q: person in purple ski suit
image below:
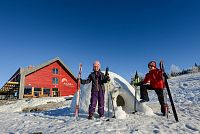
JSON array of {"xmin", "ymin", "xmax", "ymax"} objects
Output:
[{"xmin": 80, "ymin": 61, "xmax": 110, "ymax": 119}]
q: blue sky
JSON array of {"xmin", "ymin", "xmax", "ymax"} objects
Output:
[{"xmin": 0, "ymin": 0, "xmax": 200, "ymax": 87}]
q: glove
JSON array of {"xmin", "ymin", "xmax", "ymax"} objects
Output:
[{"xmin": 106, "ymin": 75, "xmax": 110, "ymax": 82}]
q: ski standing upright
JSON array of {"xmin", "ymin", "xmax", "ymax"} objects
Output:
[
  {"xmin": 105, "ymin": 67, "xmax": 111, "ymax": 121},
  {"xmin": 105, "ymin": 67, "xmax": 116, "ymax": 121},
  {"xmin": 133, "ymin": 71, "xmax": 140, "ymax": 114},
  {"xmin": 160, "ymin": 61, "xmax": 179, "ymax": 122},
  {"xmin": 74, "ymin": 64, "xmax": 82, "ymax": 119},
  {"xmin": 132, "ymin": 71, "xmax": 140, "ymax": 114}
]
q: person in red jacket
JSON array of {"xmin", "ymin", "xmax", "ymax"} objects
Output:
[{"xmin": 139, "ymin": 61, "xmax": 165, "ymax": 115}]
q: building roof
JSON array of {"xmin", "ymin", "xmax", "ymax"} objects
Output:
[{"xmin": 22, "ymin": 57, "xmax": 77, "ymax": 80}]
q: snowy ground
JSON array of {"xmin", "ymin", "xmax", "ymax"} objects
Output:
[{"xmin": 0, "ymin": 73, "xmax": 200, "ymax": 134}]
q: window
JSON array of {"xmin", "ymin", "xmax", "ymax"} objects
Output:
[
  {"xmin": 52, "ymin": 77, "xmax": 59, "ymax": 84},
  {"xmin": 24, "ymin": 87, "xmax": 32, "ymax": 95},
  {"xmin": 43, "ymin": 88, "xmax": 50, "ymax": 96},
  {"xmin": 52, "ymin": 68, "xmax": 59, "ymax": 74},
  {"xmin": 34, "ymin": 88, "xmax": 42, "ymax": 97}
]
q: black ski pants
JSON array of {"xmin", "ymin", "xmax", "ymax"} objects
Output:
[{"xmin": 140, "ymin": 84, "xmax": 165, "ymax": 114}]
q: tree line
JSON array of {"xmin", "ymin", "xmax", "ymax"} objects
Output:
[{"xmin": 170, "ymin": 63, "xmax": 200, "ymax": 77}]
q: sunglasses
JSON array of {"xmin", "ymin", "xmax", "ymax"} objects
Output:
[{"xmin": 148, "ymin": 65, "xmax": 155, "ymax": 68}]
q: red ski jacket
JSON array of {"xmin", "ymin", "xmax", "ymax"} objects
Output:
[{"xmin": 143, "ymin": 69, "xmax": 165, "ymax": 89}]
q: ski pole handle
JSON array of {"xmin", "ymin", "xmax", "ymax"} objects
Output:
[
  {"xmin": 105, "ymin": 67, "xmax": 109, "ymax": 76},
  {"xmin": 159, "ymin": 60, "xmax": 164, "ymax": 71},
  {"xmin": 78, "ymin": 64, "xmax": 82, "ymax": 79}
]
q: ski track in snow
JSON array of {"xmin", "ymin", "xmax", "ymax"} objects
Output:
[{"xmin": 0, "ymin": 73, "xmax": 200, "ymax": 134}]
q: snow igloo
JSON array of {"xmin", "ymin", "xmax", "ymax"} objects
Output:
[{"xmin": 71, "ymin": 71, "xmax": 153, "ymax": 119}]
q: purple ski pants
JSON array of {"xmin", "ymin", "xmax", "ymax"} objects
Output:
[{"xmin": 88, "ymin": 89, "xmax": 105, "ymax": 116}]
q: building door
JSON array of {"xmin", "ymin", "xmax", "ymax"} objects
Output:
[{"xmin": 52, "ymin": 88, "xmax": 59, "ymax": 97}]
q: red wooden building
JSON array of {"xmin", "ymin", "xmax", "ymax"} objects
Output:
[{"xmin": 0, "ymin": 57, "xmax": 77, "ymax": 99}]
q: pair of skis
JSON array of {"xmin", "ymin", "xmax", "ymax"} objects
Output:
[{"xmin": 160, "ymin": 61, "xmax": 179, "ymax": 122}]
